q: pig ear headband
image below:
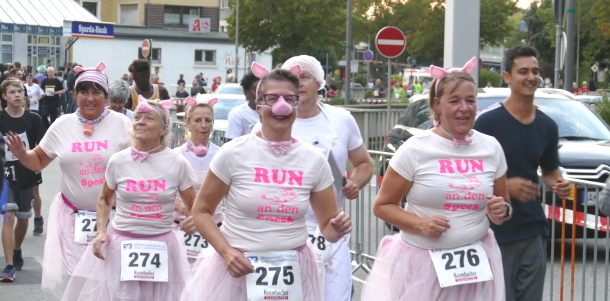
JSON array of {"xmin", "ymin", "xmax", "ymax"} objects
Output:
[
  {"xmin": 136, "ymin": 95, "xmax": 175, "ymax": 125},
  {"xmin": 251, "ymin": 61, "xmax": 302, "ymax": 99},
  {"xmin": 185, "ymin": 96, "xmax": 217, "ymax": 118},
  {"xmin": 430, "ymin": 57, "xmax": 477, "ymax": 96},
  {"xmin": 74, "ymin": 61, "xmax": 109, "ymax": 92}
]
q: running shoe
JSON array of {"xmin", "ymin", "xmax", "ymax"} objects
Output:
[
  {"xmin": 13, "ymin": 249, "xmax": 23, "ymax": 270},
  {"xmin": 33, "ymin": 216, "xmax": 43, "ymax": 236},
  {"xmin": 0, "ymin": 265, "xmax": 15, "ymax": 282}
]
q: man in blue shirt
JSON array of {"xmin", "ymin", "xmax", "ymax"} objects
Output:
[{"xmin": 474, "ymin": 45, "xmax": 571, "ymax": 301}]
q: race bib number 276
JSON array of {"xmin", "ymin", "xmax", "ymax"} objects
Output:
[{"xmin": 429, "ymin": 241, "xmax": 493, "ymax": 288}]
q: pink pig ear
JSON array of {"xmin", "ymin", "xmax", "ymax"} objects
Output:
[
  {"xmin": 74, "ymin": 66, "xmax": 85, "ymax": 74},
  {"xmin": 95, "ymin": 62, "xmax": 106, "ymax": 72},
  {"xmin": 138, "ymin": 95, "xmax": 148, "ymax": 104},
  {"xmin": 185, "ymin": 96, "xmax": 197, "ymax": 107},
  {"xmin": 287, "ymin": 64, "xmax": 301, "ymax": 76},
  {"xmin": 207, "ymin": 98, "xmax": 218, "ymax": 106},
  {"xmin": 429, "ymin": 65, "xmax": 448, "ymax": 80},
  {"xmin": 251, "ymin": 62, "xmax": 269, "ymax": 79},
  {"xmin": 160, "ymin": 99, "xmax": 175, "ymax": 110},
  {"xmin": 461, "ymin": 57, "xmax": 477, "ymax": 74}
]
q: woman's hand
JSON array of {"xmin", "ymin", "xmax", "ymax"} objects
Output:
[
  {"xmin": 179, "ymin": 215, "xmax": 196, "ymax": 235},
  {"xmin": 5, "ymin": 132, "xmax": 27, "ymax": 159},
  {"xmin": 486, "ymin": 195, "xmax": 508, "ymax": 225},
  {"xmin": 330, "ymin": 212, "xmax": 352, "ymax": 236},
  {"xmin": 93, "ymin": 232, "xmax": 108, "ymax": 259},
  {"xmin": 221, "ymin": 248, "xmax": 254, "ymax": 278},
  {"xmin": 416, "ymin": 216, "xmax": 450, "ymax": 239}
]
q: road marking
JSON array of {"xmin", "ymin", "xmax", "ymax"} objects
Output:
[
  {"xmin": 377, "ymin": 39, "xmax": 405, "ymax": 46},
  {"xmin": 33, "ymin": 256, "xmax": 43, "ymax": 266}
]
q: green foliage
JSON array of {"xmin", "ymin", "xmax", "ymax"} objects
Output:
[
  {"xmin": 353, "ymin": 73, "xmax": 368, "ymax": 86},
  {"xmin": 364, "ymin": 89, "xmax": 375, "ymax": 99},
  {"xmin": 325, "ymin": 98, "xmax": 360, "ymax": 105},
  {"xmin": 479, "ymin": 69, "xmax": 503, "ymax": 88},
  {"xmin": 227, "ymin": 0, "xmax": 345, "ymax": 58},
  {"xmin": 595, "ymin": 95, "xmax": 610, "ymax": 125}
]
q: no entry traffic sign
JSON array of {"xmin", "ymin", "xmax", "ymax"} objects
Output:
[
  {"xmin": 141, "ymin": 39, "xmax": 151, "ymax": 57},
  {"xmin": 375, "ymin": 27, "xmax": 406, "ymax": 58}
]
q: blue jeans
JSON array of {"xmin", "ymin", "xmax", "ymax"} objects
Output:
[
  {"xmin": 67, "ymin": 93, "xmax": 76, "ymax": 113},
  {"xmin": 41, "ymin": 104, "xmax": 58, "ymax": 129}
]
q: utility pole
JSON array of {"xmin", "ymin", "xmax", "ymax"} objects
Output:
[
  {"xmin": 344, "ymin": 0, "xmax": 352, "ymax": 105},
  {"xmin": 235, "ymin": 0, "xmax": 239, "ymax": 82},
  {"xmin": 564, "ymin": 0, "xmax": 576, "ymax": 92},
  {"xmin": 553, "ymin": 0, "xmax": 564, "ymax": 88}
]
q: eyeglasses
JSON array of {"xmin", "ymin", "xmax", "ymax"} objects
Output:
[{"xmin": 259, "ymin": 94, "xmax": 300, "ymax": 106}]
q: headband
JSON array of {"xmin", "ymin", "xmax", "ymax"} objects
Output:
[
  {"xmin": 135, "ymin": 95, "xmax": 175, "ymax": 125},
  {"xmin": 282, "ymin": 55, "xmax": 326, "ymax": 88},
  {"xmin": 251, "ymin": 61, "xmax": 302, "ymax": 98},
  {"xmin": 74, "ymin": 61, "xmax": 109, "ymax": 93},
  {"xmin": 430, "ymin": 57, "xmax": 477, "ymax": 96},
  {"xmin": 185, "ymin": 96, "xmax": 217, "ymax": 117}
]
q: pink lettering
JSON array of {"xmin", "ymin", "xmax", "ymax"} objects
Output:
[
  {"xmin": 254, "ymin": 168, "xmax": 270, "ymax": 183},
  {"xmin": 126, "ymin": 181, "xmax": 137, "ymax": 192},
  {"xmin": 84, "ymin": 142, "xmax": 95, "ymax": 152},
  {"xmin": 277, "ymin": 204, "xmax": 298, "ymax": 214},
  {"xmin": 439, "ymin": 160, "xmax": 454, "ymax": 173},
  {"xmin": 139, "ymin": 181, "xmax": 152, "ymax": 192},
  {"xmin": 129, "ymin": 213, "xmax": 162, "ymax": 220},
  {"xmin": 97, "ymin": 140, "xmax": 108, "ymax": 151},
  {"xmin": 456, "ymin": 160, "xmax": 469, "ymax": 173},
  {"xmin": 287, "ymin": 171, "xmax": 303, "ymax": 186},
  {"xmin": 80, "ymin": 177, "xmax": 106, "ymax": 187},
  {"xmin": 470, "ymin": 160, "xmax": 484, "ymax": 172},
  {"xmin": 152, "ymin": 180, "xmax": 166, "ymax": 191},
  {"xmin": 255, "ymin": 214, "xmax": 295, "ymax": 223},
  {"xmin": 443, "ymin": 202, "xmax": 481, "ymax": 211},
  {"xmin": 131, "ymin": 205, "xmax": 142, "ymax": 212},
  {"xmin": 71, "ymin": 143, "xmax": 83, "ymax": 153},
  {"xmin": 272, "ymin": 169, "xmax": 287, "ymax": 184}
]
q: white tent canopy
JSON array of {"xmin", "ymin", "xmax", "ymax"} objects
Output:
[{"xmin": 0, "ymin": 0, "xmax": 98, "ymax": 27}]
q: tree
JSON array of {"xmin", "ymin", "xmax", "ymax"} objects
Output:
[{"xmin": 226, "ymin": 0, "xmax": 345, "ymax": 58}]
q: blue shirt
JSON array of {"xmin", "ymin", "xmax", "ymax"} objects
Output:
[{"xmin": 474, "ymin": 102, "xmax": 559, "ymax": 244}]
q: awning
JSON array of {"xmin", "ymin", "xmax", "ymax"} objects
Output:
[{"xmin": 0, "ymin": 0, "xmax": 99, "ymax": 33}]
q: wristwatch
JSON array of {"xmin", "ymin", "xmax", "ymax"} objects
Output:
[{"xmin": 503, "ymin": 203, "xmax": 512, "ymax": 219}]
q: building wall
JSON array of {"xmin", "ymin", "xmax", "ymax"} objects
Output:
[
  {"xmin": 98, "ymin": 0, "xmax": 219, "ymax": 27},
  {"xmin": 72, "ymin": 37, "xmax": 272, "ymax": 92}
]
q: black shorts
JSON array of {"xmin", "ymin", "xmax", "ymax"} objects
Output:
[
  {"xmin": 1, "ymin": 186, "xmax": 35, "ymax": 220},
  {"xmin": 35, "ymin": 171, "xmax": 43, "ymax": 185}
]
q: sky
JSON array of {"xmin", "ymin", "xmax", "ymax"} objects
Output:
[{"xmin": 516, "ymin": 0, "xmax": 536, "ymax": 9}]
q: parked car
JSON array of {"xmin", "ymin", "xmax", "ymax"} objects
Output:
[
  {"xmin": 214, "ymin": 83, "xmax": 244, "ymax": 95},
  {"xmin": 382, "ymin": 88, "xmax": 610, "ymax": 236}
]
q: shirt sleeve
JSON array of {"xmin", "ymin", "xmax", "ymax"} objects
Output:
[
  {"xmin": 38, "ymin": 120, "xmax": 61, "ymax": 158},
  {"xmin": 493, "ymin": 139, "xmax": 508, "ymax": 179},
  {"xmin": 344, "ymin": 113, "xmax": 364, "ymax": 151},
  {"xmin": 209, "ymin": 145, "xmax": 234, "ymax": 185},
  {"xmin": 313, "ymin": 154, "xmax": 334, "ymax": 192},
  {"xmin": 178, "ymin": 156, "xmax": 198, "ymax": 191},
  {"xmin": 105, "ymin": 153, "xmax": 118, "ymax": 190},
  {"xmin": 389, "ymin": 136, "xmax": 417, "ymax": 181},
  {"xmin": 225, "ymin": 108, "xmax": 243, "ymax": 139}
]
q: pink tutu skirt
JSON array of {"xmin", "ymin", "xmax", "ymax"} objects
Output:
[
  {"xmin": 62, "ymin": 227, "xmax": 190, "ymax": 301},
  {"xmin": 180, "ymin": 243, "xmax": 325, "ymax": 301},
  {"xmin": 41, "ymin": 193, "xmax": 91, "ymax": 298},
  {"xmin": 361, "ymin": 230, "xmax": 505, "ymax": 301}
]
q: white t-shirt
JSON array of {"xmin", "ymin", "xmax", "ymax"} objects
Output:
[
  {"xmin": 173, "ymin": 141, "xmax": 222, "ymax": 219},
  {"xmin": 226, "ymin": 103, "xmax": 260, "ymax": 139},
  {"xmin": 210, "ymin": 134, "xmax": 334, "ymax": 252},
  {"xmin": 252, "ymin": 103, "xmax": 363, "ymax": 212},
  {"xmin": 123, "ymin": 109, "xmax": 134, "ymax": 121},
  {"xmin": 107, "ymin": 148, "xmax": 198, "ymax": 235},
  {"xmin": 39, "ymin": 111, "xmax": 131, "ymax": 211},
  {"xmin": 26, "ymin": 83, "xmax": 43, "ymax": 111},
  {"xmin": 390, "ymin": 130, "xmax": 507, "ymax": 249}
]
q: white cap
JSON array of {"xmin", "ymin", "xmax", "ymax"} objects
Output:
[{"xmin": 282, "ymin": 55, "xmax": 325, "ymax": 89}]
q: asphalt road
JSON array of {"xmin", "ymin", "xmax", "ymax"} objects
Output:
[{"xmin": 2, "ymin": 163, "xmax": 610, "ymax": 300}]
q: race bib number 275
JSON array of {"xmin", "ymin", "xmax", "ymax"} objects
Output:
[{"xmin": 244, "ymin": 250, "xmax": 303, "ymax": 301}]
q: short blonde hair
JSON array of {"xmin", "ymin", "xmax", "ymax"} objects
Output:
[{"xmin": 427, "ymin": 70, "xmax": 475, "ymax": 122}]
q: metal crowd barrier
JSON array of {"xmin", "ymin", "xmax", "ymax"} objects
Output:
[
  {"xmin": 345, "ymin": 150, "xmax": 610, "ymax": 300},
  {"xmin": 168, "ymin": 120, "xmax": 227, "ymax": 149}
]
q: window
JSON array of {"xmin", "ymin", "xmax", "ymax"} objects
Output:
[
  {"xmin": 164, "ymin": 6, "xmax": 200, "ymax": 27},
  {"xmin": 38, "ymin": 37, "xmax": 49, "ymax": 44},
  {"xmin": 138, "ymin": 48, "xmax": 162, "ymax": 64},
  {"xmin": 1, "ymin": 34, "xmax": 12, "ymax": 63},
  {"xmin": 194, "ymin": 50, "xmax": 216, "ymax": 65},
  {"xmin": 83, "ymin": 2, "xmax": 98, "ymax": 17},
  {"xmin": 220, "ymin": 0, "xmax": 229, "ymax": 8},
  {"xmin": 120, "ymin": 4, "xmax": 139, "ymax": 26}
]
